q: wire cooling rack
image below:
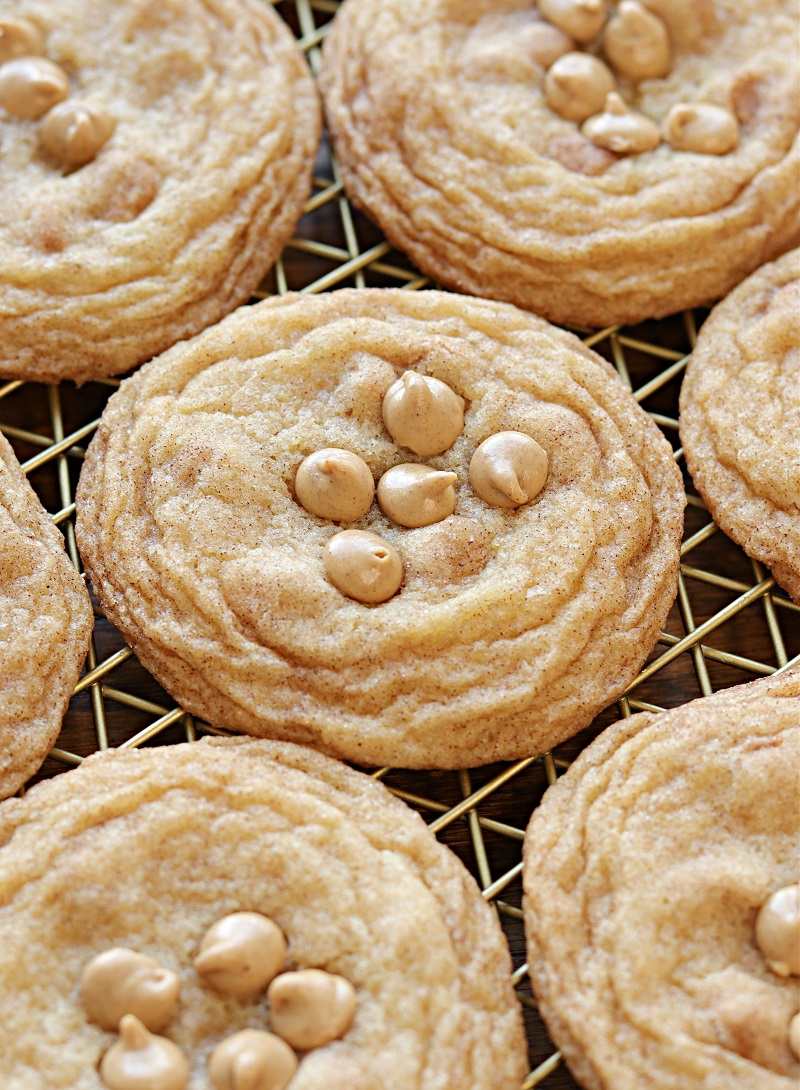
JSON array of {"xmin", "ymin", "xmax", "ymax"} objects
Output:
[{"xmin": 2, "ymin": 3, "xmax": 798, "ymax": 1087}]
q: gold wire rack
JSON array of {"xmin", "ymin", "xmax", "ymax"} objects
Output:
[{"xmin": 2, "ymin": 3, "xmax": 799, "ymax": 1087}]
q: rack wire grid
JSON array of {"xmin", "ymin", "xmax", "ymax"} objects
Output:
[{"xmin": 2, "ymin": 3, "xmax": 798, "ymax": 1087}]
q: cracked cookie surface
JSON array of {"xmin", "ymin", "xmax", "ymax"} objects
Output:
[
  {"xmin": 0, "ymin": 0, "xmax": 320, "ymax": 384},
  {"xmin": 319, "ymin": 0, "xmax": 799, "ymax": 327},
  {"xmin": 523, "ymin": 667, "xmax": 800, "ymax": 1090},
  {"xmin": 75, "ymin": 288, "xmax": 684, "ymax": 769},
  {"xmin": 0, "ymin": 432, "xmax": 92, "ymax": 799},
  {"xmin": 0, "ymin": 737, "xmax": 527, "ymax": 1089},
  {"xmin": 679, "ymin": 249, "xmax": 800, "ymax": 602}
]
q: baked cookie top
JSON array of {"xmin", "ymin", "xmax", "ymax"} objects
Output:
[
  {"xmin": 679, "ymin": 249, "xmax": 800, "ymax": 602},
  {"xmin": 523, "ymin": 667, "xmax": 800, "ymax": 1090},
  {"xmin": 319, "ymin": 0, "xmax": 799, "ymax": 328},
  {"xmin": 0, "ymin": 737, "xmax": 528, "ymax": 1089},
  {"xmin": 0, "ymin": 432, "xmax": 92, "ymax": 799},
  {"xmin": 75, "ymin": 288, "xmax": 684, "ymax": 769},
  {"xmin": 0, "ymin": 0, "xmax": 320, "ymax": 385}
]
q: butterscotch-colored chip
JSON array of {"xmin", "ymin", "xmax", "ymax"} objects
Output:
[
  {"xmin": 75, "ymin": 289, "xmax": 683, "ymax": 769},
  {"xmin": 0, "ymin": 432, "xmax": 92, "ymax": 800},
  {"xmin": 100, "ymin": 1015, "xmax": 188, "ymax": 1090},
  {"xmin": 323, "ymin": 529, "xmax": 404, "ymax": 604},
  {"xmin": 0, "ymin": 738, "xmax": 527, "ymax": 1089},
  {"xmin": 679, "ymin": 250, "xmax": 800, "ymax": 603},
  {"xmin": 0, "ymin": 16, "xmax": 45, "ymax": 62},
  {"xmin": 82, "ymin": 947, "xmax": 181, "ymax": 1032},
  {"xmin": 194, "ymin": 912, "xmax": 286, "ymax": 996},
  {"xmin": 0, "ymin": 0, "xmax": 319, "ymax": 384},
  {"xmin": 208, "ymin": 1030, "xmax": 297, "ymax": 1090},
  {"xmin": 539, "ymin": 0, "xmax": 606, "ymax": 44},
  {"xmin": 376, "ymin": 463, "xmax": 457, "ymax": 528},
  {"xmin": 40, "ymin": 99, "xmax": 116, "ymax": 167},
  {"xmin": 523, "ymin": 667, "xmax": 800, "ymax": 1090},
  {"xmin": 602, "ymin": 0, "xmax": 671, "ymax": 82},
  {"xmin": 544, "ymin": 52, "xmax": 616, "ymax": 123},
  {"xmin": 662, "ymin": 101, "xmax": 739, "ymax": 155},
  {"xmin": 755, "ymin": 886, "xmax": 800, "ymax": 977},
  {"xmin": 0, "ymin": 55, "xmax": 68, "ymax": 119},
  {"xmin": 319, "ymin": 0, "xmax": 799, "ymax": 327},
  {"xmin": 267, "ymin": 968, "xmax": 357, "ymax": 1050},
  {"xmin": 582, "ymin": 91, "xmax": 661, "ymax": 155}
]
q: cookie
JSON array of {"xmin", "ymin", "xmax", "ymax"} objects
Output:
[
  {"xmin": 522, "ymin": 667, "xmax": 800, "ymax": 1090},
  {"xmin": 75, "ymin": 288, "xmax": 684, "ymax": 769},
  {"xmin": 0, "ymin": 737, "xmax": 528, "ymax": 1088},
  {"xmin": 319, "ymin": 0, "xmax": 799, "ymax": 328},
  {"xmin": 0, "ymin": 432, "xmax": 92, "ymax": 799},
  {"xmin": 0, "ymin": 0, "xmax": 320, "ymax": 385},
  {"xmin": 679, "ymin": 250, "xmax": 800, "ymax": 602}
]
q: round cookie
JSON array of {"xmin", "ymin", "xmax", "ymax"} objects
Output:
[
  {"xmin": 679, "ymin": 250, "xmax": 800, "ymax": 602},
  {"xmin": 0, "ymin": 432, "xmax": 92, "ymax": 799},
  {"xmin": 0, "ymin": 0, "xmax": 320, "ymax": 384},
  {"xmin": 319, "ymin": 0, "xmax": 799, "ymax": 328},
  {"xmin": 0, "ymin": 737, "xmax": 528, "ymax": 1088},
  {"xmin": 75, "ymin": 288, "xmax": 684, "ymax": 769},
  {"xmin": 522, "ymin": 667, "xmax": 800, "ymax": 1090}
]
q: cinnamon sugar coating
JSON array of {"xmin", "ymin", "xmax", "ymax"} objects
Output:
[
  {"xmin": 0, "ymin": 0, "xmax": 320, "ymax": 384},
  {"xmin": 75, "ymin": 289, "xmax": 683, "ymax": 769},
  {"xmin": 523, "ymin": 667, "xmax": 800, "ymax": 1090},
  {"xmin": 0, "ymin": 738, "xmax": 527, "ymax": 1089},
  {"xmin": 319, "ymin": 0, "xmax": 799, "ymax": 327},
  {"xmin": 0, "ymin": 432, "xmax": 92, "ymax": 799},
  {"xmin": 679, "ymin": 250, "xmax": 800, "ymax": 602}
]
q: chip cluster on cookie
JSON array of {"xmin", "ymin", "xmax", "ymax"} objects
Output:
[
  {"xmin": 320, "ymin": 0, "xmax": 800, "ymax": 326},
  {"xmin": 0, "ymin": 739, "xmax": 528, "ymax": 1089},
  {"xmin": 83, "ymin": 912, "xmax": 357, "ymax": 1090},
  {"xmin": 0, "ymin": 15, "xmax": 115, "ymax": 167},
  {"xmin": 294, "ymin": 369, "xmax": 550, "ymax": 604},
  {"xmin": 538, "ymin": 0, "xmax": 738, "ymax": 156},
  {"xmin": 74, "ymin": 288, "xmax": 685, "ymax": 769}
]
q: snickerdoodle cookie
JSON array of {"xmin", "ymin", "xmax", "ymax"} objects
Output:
[
  {"xmin": 0, "ymin": 0, "xmax": 320, "ymax": 385},
  {"xmin": 319, "ymin": 0, "xmax": 799, "ymax": 328},
  {"xmin": 0, "ymin": 432, "xmax": 92, "ymax": 799},
  {"xmin": 523, "ymin": 666, "xmax": 800, "ymax": 1090},
  {"xmin": 679, "ymin": 250, "xmax": 800, "ymax": 602},
  {"xmin": 75, "ymin": 288, "xmax": 684, "ymax": 769},
  {"xmin": 0, "ymin": 737, "xmax": 528, "ymax": 1089}
]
